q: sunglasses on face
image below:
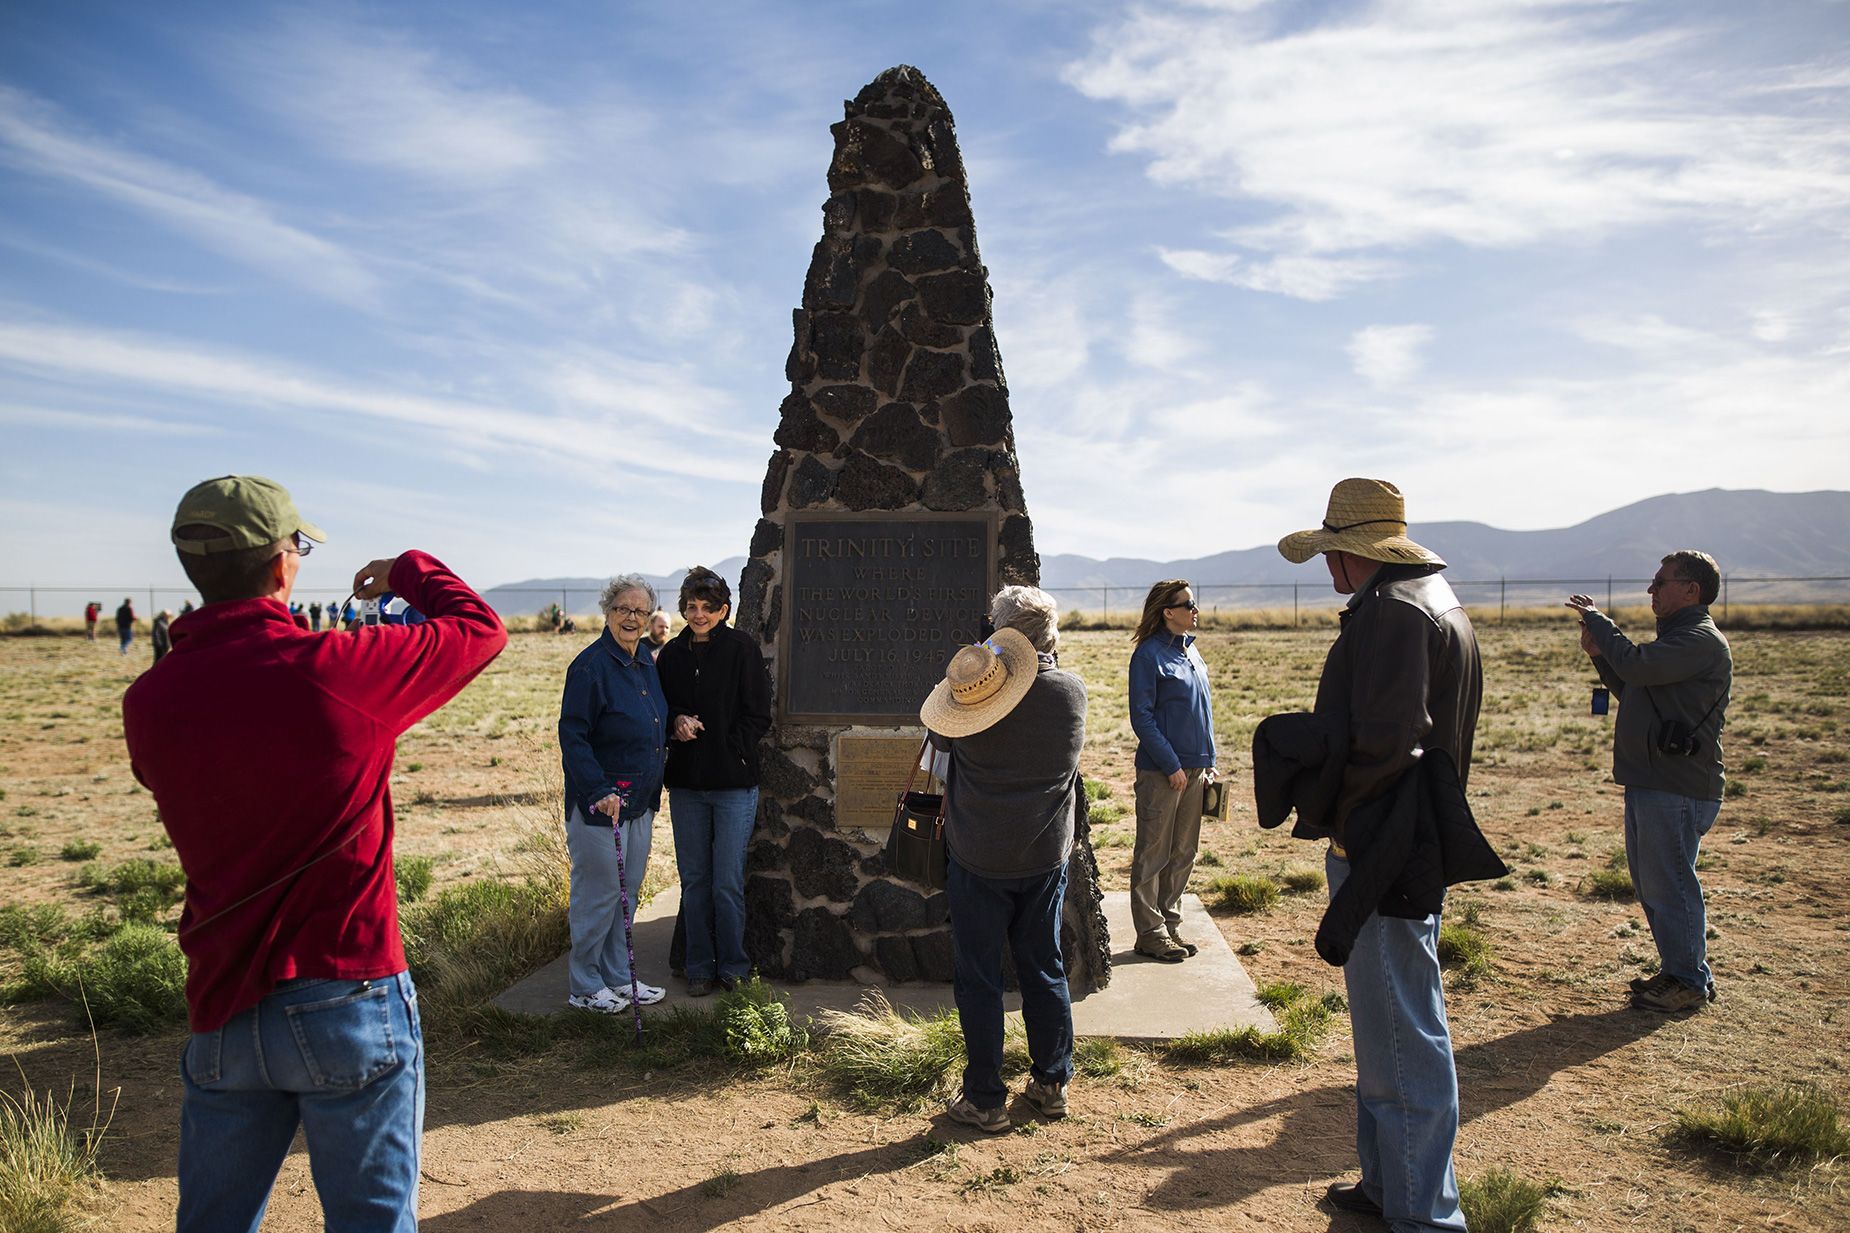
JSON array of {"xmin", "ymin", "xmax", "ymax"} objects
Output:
[{"xmin": 1165, "ymin": 601, "xmax": 1199, "ymax": 612}]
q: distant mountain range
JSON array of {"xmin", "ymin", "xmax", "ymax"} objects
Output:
[{"xmin": 482, "ymin": 488, "xmax": 1850, "ymax": 614}]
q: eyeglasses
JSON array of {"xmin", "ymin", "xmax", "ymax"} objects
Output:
[
  {"xmin": 1164, "ymin": 601, "xmax": 1199, "ymax": 612},
  {"xmin": 609, "ymin": 605, "xmax": 652, "ymax": 620},
  {"xmin": 281, "ymin": 532, "xmax": 314, "ymax": 558},
  {"xmin": 1647, "ymin": 574, "xmax": 1693, "ymax": 591}
]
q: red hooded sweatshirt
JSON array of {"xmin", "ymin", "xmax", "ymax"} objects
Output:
[{"xmin": 122, "ymin": 551, "xmax": 506, "ymax": 1032}]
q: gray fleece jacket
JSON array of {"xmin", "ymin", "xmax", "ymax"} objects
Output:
[{"xmin": 1583, "ymin": 604, "xmax": 1732, "ymax": 801}]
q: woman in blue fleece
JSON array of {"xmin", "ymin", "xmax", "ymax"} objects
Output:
[{"xmin": 1127, "ymin": 579, "xmax": 1218, "ymax": 962}]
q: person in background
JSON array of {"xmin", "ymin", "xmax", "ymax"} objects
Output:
[
  {"xmin": 655, "ymin": 566, "xmax": 772, "ymax": 997},
  {"xmin": 558, "ymin": 575, "xmax": 670, "ymax": 1014},
  {"xmin": 151, "ymin": 609, "xmax": 174, "ymax": 665},
  {"xmin": 84, "ymin": 601, "xmax": 101, "ymax": 641},
  {"xmin": 115, "ymin": 597, "xmax": 136, "ymax": 655},
  {"xmin": 181, "ymin": 599, "xmax": 196, "ymax": 617},
  {"xmin": 122, "ymin": 474, "xmax": 506, "ymax": 1232},
  {"xmin": 1127, "ymin": 578, "xmax": 1218, "ymax": 963},
  {"xmin": 645, "ymin": 609, "xmax": 672, "ymax": 661},
  {"xmin": 1274, "ymin": 477, "xmax": 1479, "ymax": 1231},
  {"xmin": 922, "ymin": 586, "xmax": 1087, "ymax": 1133},
  {"xmin": 1567, "ymin": 551, "xmax": 1732, "ymax": 1014},
  {"xmin": 308, "ymin": 600, "xmax": 322, "ymax": 632}
]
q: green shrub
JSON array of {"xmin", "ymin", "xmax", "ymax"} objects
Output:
[
  {"xmin": 1205, "ymin": 874, "xmax": 1280, "ymax": 914},
  {"xmin": 395, "ymin": 856, "xmax": 435, "ymax": 903},
  {"xmin": 77, "ymin": 860, "xmax": 185, "ymax": 907},
  {"xmin": 1459, "ymin": 1168, "xmax": 1551, "ymax": 1233},
  {"xmin": 0, "ymin": 906, "xmax": 70, "ymax": 953},
  {"xmin": 57, "ymin": 841, "xmax": 100, "ymax": 863},
  {"xmin": 1673, "ymin": 1082, "xmax": 1850, "ymax": 1165},
  {"xmin": 402, "ymin": 875, "xmax": 569, "ymax": 1022},
  {"xmin": 1089, "ymin": 800, "xmax": 1126, "ymax": 826},
  {"xmin": 21, "ymin": 925, "xmax": 187, "ymax": 1034},
  {"xmin": 814, "ymin": 993, "xmax": 975, "ymax": 1111},
  {"xmin": 1082, "ymin": 779, "xmax": 1112, "ymax": 803},
  {"xmin": 1279, "ymin": 867, "xmax": 1324, "ymax": 894},
  {"xmin": 715, "ymin": 978, "xmax": 806, "ymax": 1065},
  {"xmin": 1167, "ymin": 985, "xmax": 1333, "ymax": 1063},
  {"xmin": 8, "ymin": 847, "xmax": 39, "ymax": 867},
  {"xmin": 1438, "ymin": 921, "xmax": 1493, "ymax": 984},
  {"xmin": 1583, "ymin": 850, "xmax": 1634, "ymax": 900}
]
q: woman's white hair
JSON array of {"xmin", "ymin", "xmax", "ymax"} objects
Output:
[
  {"xmin": 990, "ymin": 584, "xmax": 1059, "ymax": 652},
  {"xmin": 599, "ymin": 573, "xmax": 658, "ymax": 613}
]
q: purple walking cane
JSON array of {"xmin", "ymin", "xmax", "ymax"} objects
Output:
[{"xmin": 611, "ymin": 779, "xmax": 643, "ymax": 1041}]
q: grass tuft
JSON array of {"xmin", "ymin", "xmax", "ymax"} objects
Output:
[
  {"xmin": 395, "ymin": 856, "xmax": 435, "ymax": 903},
  {"xmin": 1204, "ymin": 874, "xmax": 1280, "ymax": 914},
  {"xmin": 1582, "ymin": 849, "xmax": 1634, "ymax": 900},
  {"xmin": 1073, "ymin": 1037, "xmax": 1124, "ymax": 1079},
  {"xmin": 1437, "ymin": 920, "xmax": 1493, "ymax": 986},
  {"xmin": 1672, "ymin": 1082, "xmax": 1850, "ymax": 1166},
  {"xmin": 1458, "ymin": 1168, "xmax": 1551, "ymax": 1233},
  {"xmin": 1166, "ymin": 985, "xmax": 1333, "ymax": 1063},
  {"xmin": 1279, "ymin": 867, "xmax": 1325, "ymax": 894},
  {"xmin": 18, "ymin": 925, "xmax": 187, "ymax": 1033},
  {"xmin": 0, "ymin": 1080, "xmax": 111, "ymax": 1233},
  {"xmin": 814, "ymin": 992, "xmax": 976, "ymax": 1112},
  {"xmin": 56, "ymin": 842, "xmax": 100, "ymax": 863}
]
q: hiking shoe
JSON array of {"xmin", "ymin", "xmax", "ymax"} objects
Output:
[
  {"xmin": 1323, "ymin": 1181, "xmax": 1381, "ymax": 1216},
  {"xmin": 624, "ymin": 981, "xmax": 665, "ymax": 1006},
  {"xmin": 1707, "ymin": 979, "xmax": 1718, "ymax": 1002},
  {"xmin": 1135, "ymin": 934, "xmax": 1189, "ymax": 963},
  {"xmin": 1022, "ymin": 1078, "xmax": 1068, "ymax": 1120},
  {"xmin": 1166, "ymin": 927, "xmax": 1199, "ymax": 957},
  {"xmin": 1628, "ymin": 971, "xmax": 1675, "ymax": 997},
  {"xmin": 946, "ymin": 1094, "xmax": 1010, "ymax": 1134},
  {"xmin": 567, "ymin": 986, "xmax": 631, "ymax": 1014},
  {"xmin": 686, "ymin": 979, "xmax": 714, "ymax": 998},
  {"xmin": 716, "ymin": 975, "xmax": 739, "ymax": 993},
  {"xmin": 1633, "ymin": 978, "xmax": 1708, "ymax": 1013}
]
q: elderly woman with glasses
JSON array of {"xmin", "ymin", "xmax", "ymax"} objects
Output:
[
  {"xmin": 558, "ymin": 574, "xmax": 670, "ymax": 1014},
  {"xmin": 655, "ymin": 566, "xmax": 772, "ymax": 996},
  {"xmin": 1127, "ymin": 579, "xmax": 1218, "ymax": 963}
]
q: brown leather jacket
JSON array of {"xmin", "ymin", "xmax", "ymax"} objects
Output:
[{"xmin": 1312, "ymin": 564, "xmax": 1482, "ymax": 843}]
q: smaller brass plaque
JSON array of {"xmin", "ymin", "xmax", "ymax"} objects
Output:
[{"xmin": 835, "ymin": 734, "xmax": 926, "ymax": 830}]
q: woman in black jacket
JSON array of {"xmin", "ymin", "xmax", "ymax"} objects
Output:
[{"xmin": 655, "ymin": 566, "xmax": 772, "ymax": 995}]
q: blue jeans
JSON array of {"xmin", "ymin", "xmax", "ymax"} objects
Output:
[
  {"xmin": 1624, "ymin": 787, "xmax": 1720, "ymax": 990},
  {"xmin": 669, "ymin": 787, "xmax": 756, "ymax": 981},
  {"xmin": 177, "ymin": 970, "xmax": 422, "ymax": 1233},
  {"xmin": 117, "ymin": 625, "xmax": 133, "ymax": 654},
  {"xmin": 566, "ymin": 808, "xmax": 654, "ymax": 994},
  {"xmin": 1328, "ymin": 852, "xmax": 1466, "ymax": 1233},
  {"xmin": 945, "ymin": 857, "xmax": 1074, "ymax": 1110}
]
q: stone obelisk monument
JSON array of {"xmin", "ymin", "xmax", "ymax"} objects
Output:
[{"xmin": 731, "ymin": 66, "xmax": 1110, "ymax": 991}]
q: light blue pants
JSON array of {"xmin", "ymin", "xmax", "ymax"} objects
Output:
[
  {"xmin": 566, "ymin": 807, "xmax": 653, "ymax": 996},
  {"xmin": 1329, "ymin": 851, "xmax": 1467, "ymax": 1233},
  {"xmin": 1623, "ymin": 787, "xmax": 1720, "ymax": 991},
  {"xmin": 177, "ymin": 971, "xmax": 422, "ymax": 1233}
]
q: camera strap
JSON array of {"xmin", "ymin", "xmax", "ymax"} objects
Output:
[{"xmin": 1642, "ymin": 683, "xmax": 1724, "ymax": 735}]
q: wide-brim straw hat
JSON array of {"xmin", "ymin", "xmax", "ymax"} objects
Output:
[
  {"xmin": 919, "ymin": 628, "xmax": 1038, "ymax": 738},
  {"xmin": 1277, "ymin": 478, "xmax": 1445, "ymax": 567}
]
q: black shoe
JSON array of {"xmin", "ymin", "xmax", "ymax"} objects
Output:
[
  {"xmin": 1324, "ymin": 1182, "xmax": 1381, "ymax": 1216},
  {"xmin": 716, "ymin": 975, "xmax": 738, "ymax": 993},
  {"xmin": 686, "ymin": 979, "xmax": 713, "ymax": 998}
]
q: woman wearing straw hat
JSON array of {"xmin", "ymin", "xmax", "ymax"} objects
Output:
[
  {"xmin": 1127, "ymin": 579, "xmax": 1218, "ymax": 962},
  {"xmin": 921, "ymin": 585, "xmax": 1087, "ymax": 1134}
]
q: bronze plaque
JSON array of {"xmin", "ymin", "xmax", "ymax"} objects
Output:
[
  {"xmin": 781, "ymin": 512, "xmax": 997, "ymax": 724},
  {"xmin": 833, "ymin": 734, "xmax": 925, "ymax": 830}
]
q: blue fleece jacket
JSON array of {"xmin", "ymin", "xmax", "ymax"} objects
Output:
[
  {"xmin": 558, "ymin": 627, "xmax": 668, "ymax": 824},
  {"xmin": 1129, "ymin": 631, "xmax": 1217, "ymax": 775}
]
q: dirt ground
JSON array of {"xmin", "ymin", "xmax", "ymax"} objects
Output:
[{"xmin": 2, "ymin": 624, "xmax": 1846, "ymax": 1231}]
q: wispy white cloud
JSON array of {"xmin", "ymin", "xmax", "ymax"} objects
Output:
[
  {"xmin": 0, "ymin": 401, "xmax": 218, "ymax": 436},
  {"xmin": 0, "ymin": 86, "xmax": 383, "ymax": 308},
  {"xmin": 1347, "ymin": 324, "xmax": 1434, "ymax": 387},
  {"xmin": 1157, "ymin": 247, "xmax": 1398, "ymax": 301},
  {"xmin": 1070, "ymin": 1, "xmax": 1850, "ymax": 294}
]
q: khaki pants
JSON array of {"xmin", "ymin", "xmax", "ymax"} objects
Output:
[{"xmin": 1131, "ymin": 767, "xmax": 1207, "ymax": 942}]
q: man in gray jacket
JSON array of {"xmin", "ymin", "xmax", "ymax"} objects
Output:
[
  {"xmin": 1568, "ymin": 551, "xmax": 1732, "ymax": 1014},
  {"xmin": 1278, "ymin": 478, "xmax": 1479, "ymax": 1233}
]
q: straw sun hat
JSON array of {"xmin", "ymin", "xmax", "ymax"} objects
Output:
[
  {"xmin": 919, "ymin": 628, "xmax": 1038, "ymax": 738},
  {"xmin": 1276, "ymin": 478, "xmax": 1446, "ymax": 567}
]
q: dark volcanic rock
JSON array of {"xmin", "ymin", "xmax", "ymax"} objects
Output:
[
  {"xmin": 874, "ymin": 936, "xmax": 921, "ymax": 983},
  {"xmin": 804, "ymin": 236, "xmax": 858, "ymax": 310},
  {"xmin": 850, "ymin": 879, "xmax": 931, "ymax": 933},
  {"xmin": 811, "ymin": 384, "xmax": 878, "ymax": 424},
  {"xmin": 744, "ymin": 875, "xmax": 795, "ymax": 975},
  {"xmin": 760, "ymin": 747, "xmax": 820, "ymax": 807},
  {"xmin": 792, "ymin": 908, "xmax": 863, "ymax": 981},
  {"xmin": 774, "ymin": 392, "xmax": 841, "ymax": 453},
  {"xmin": 761, "ymin": 583, "xmax": 781, "ymax": 643},
  {"xmin": 760, "ymin": 450, "xmax": 790, "ymax": 516},
  {"xmin": 859, "ymin": 269, "xmax": 915, "ymax": 330},
  {"xmin": 735, "ymin": 558, "xmax": 773, "ymax": 638},
  {"xmin": 789, "ymin": 827, "xmax": 860, "ymax": 901},
  {"xmin": 897, "ymin": 303, "xmax": 961, "ymax": 349},
  {"xmin": 835, "ymin": 452, "xmax": 919, "ymax": 509},
  {"xmin": 788, "ymin": 455, "xmax": 836, "ymax": 509},
  {"xmin": 898, "ymin": 349, "xmax": 965, "ymax": 403},
  {"xmin": 787, "ymin": 793, "xmax": 835, "ymax": 829},
  {"xmin": 749, "ymin": 518, "xmax": 781, "ymax": 560},
  {"xmin": 889, "ymin": 229, "xmax": 963, "ymax": 275},
  {"xmin": 854, "ymin": 188, "xmax": 897, "ymax": 233},
  {"xmin": 810, "ymin": 313, "xmax": 864, "ymax": 381},
  {"xmin": 969, "ymin": 325, "xmax": 1002, "ymax": 385},
  {"xmin": 786, "ymin": 310, "xmax": 815, "ymax": 384},
  {"xmin": 867, "ymin": 327, "xmax": 910, "ymax": 398},
  {"xmin": 850, "ymin": 404, "xmax": 941, "ymax": 472},
  {"xmin": 938, "ymin": 384, "xmax": 1009, "ymax": 446},
  {"xmin": 998, "ymin": 514, "xmax": 1039, "ymax": 586},
  {"xmin": 922, "ymin": 448, "xmax": 990, "ymax": 511},
  {"xmin": 917, "ymin": 270, "xmax": 987, "ymax": 325},
  {"xmin": 828, "ymin": 118, "xmax": 925, "ymax": 191},
  {"xmin": 911, "ymin": 928, "xmax": 955, "ymax": 982},
  {"xmin": 822, "ymin": 191, "xmax": 855, "ymax": 233},
  {"xmin": 992, "ymin": 453, "xmax": 1025, "ymax": 512}
]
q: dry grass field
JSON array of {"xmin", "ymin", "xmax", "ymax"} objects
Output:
[{"xmin": 1, "ymin": 623, "xmax": 1846, "ymax": 1232}]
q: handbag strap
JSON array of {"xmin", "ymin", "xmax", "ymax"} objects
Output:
[{"xmin": 901, "ymin": 735, "xmax": 946, "ymax": 819}]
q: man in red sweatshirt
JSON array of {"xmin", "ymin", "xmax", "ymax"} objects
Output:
[{"xmin": 123, "ymin": 475, "xmax": 506, "ymax": 1233}]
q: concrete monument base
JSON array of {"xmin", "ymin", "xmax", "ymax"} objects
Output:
[{"xmin": 493, "ymin": 889, "xmax": 1274, "ymax": 1041}]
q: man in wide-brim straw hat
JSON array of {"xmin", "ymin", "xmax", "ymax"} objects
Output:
[
  {"xmin": 920, "ymin": 587, "xmax": 1087, "ymax": 1135},
  {"xmin": 1272, "ymin": 477, "xmax": 1481, "ymax": 1231}
]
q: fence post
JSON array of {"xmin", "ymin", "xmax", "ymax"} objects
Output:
[
  {"xmin": 1100, "ymin": 586, "xmax": 1107, "ymax": 622},
  {"xmin": 29, "ymin": 587, "xmax": 36, "ymax": 625},
  {"xmin": 1722, "ymin": 574, "xmax": 1728, "ymax": 623},
  {"xmin": 1292, "ymin": 583, "xmax": 1299, "ymax": 628},
  {"xmin": 1606, "ymin": 575, "xmax": 1612, "ymax": 611},
  {"xmin": 561, "ymin": 587, "xmax": 568, "ymax": 616},
  {"xmin": 149, "ymin": 586, "xmax": 156, "ymax": 620},
  {"xmin": 1499, "ymin": 577, "xmax": 1506, "ymax": 626}
]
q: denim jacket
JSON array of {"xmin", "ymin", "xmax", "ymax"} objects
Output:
[
  {"xmin": 558, "ymin": 627, "xmax": 668, "ymax": 825},
  {"xmin": 1129, "ymin": 631, "xmax": 1216, "ymax": 775}
]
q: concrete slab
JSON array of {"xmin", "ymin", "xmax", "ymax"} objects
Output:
[{"xmin": 494, "ymin": 889, "xmax": 1275, "ymax": 1041}]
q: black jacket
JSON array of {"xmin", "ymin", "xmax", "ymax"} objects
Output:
[{"xmin": 655, "ymin": 621, "xmax": 773, "ymax": 791}]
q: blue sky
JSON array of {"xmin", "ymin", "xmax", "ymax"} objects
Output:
[{"xmin": 2, "ymin": 0, "xmax": 1847, "ymax": 602}]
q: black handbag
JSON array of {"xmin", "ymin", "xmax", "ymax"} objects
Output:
[{"xmin": 883, "ymin": 738, "xmax": 948, "ymax": 890}]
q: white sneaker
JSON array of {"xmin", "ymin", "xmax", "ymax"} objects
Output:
[
  {"xmin": 566, "ymin": 986, "xmax": 631, "ymax": 1014},
  {"xmin": 628, "ymin": 982, "xmax": 666, "ymax": 1006}
]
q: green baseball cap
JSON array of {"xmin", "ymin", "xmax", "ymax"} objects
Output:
[{"xmin": 171, "ymin": 475, "xmax": 327, "ymax": 556}]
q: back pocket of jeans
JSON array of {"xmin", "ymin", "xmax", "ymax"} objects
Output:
[
  {"xmin": 182, "ymin": 1029, "xmax": 223, "ymax": 1086},
  {"xmin": 283, "ymin": 983, "xmax": 398, "ymax": 1089}
]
